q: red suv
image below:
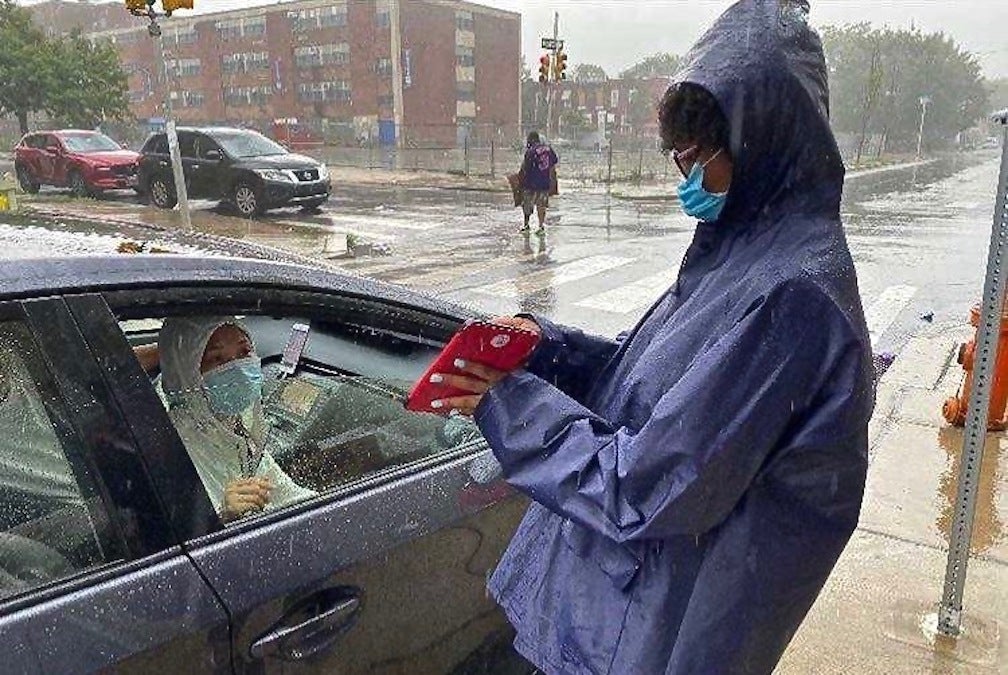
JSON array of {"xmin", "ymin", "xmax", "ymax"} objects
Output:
[{"xmin": 14, "ymin": 130, "xmax": 140, "ymax": 198}]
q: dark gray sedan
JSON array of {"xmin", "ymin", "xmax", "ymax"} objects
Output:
[{"xmin": 0, "ymin": 255, "xmax": 528, "ymax": 674}]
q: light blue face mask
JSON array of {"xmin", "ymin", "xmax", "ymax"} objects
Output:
[
  {"xmin": 677, "ymin": 149, "xmax": 728, "ymax": 222},
  {"xmin": 202, "ymin": 356, "xmax": 263, "ymax": 417}
]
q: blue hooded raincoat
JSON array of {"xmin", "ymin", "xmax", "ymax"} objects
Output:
[{"xmin": 474, "ymin": 2, "xmax": 875, "ymax": 673}]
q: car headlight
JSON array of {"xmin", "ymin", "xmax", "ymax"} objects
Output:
[
  {"xmin": 255, "ymin": 169, "xmax": 293, "ymax": 182},
  {"xmin": 318, "ymin": 163, "xmax": 329, "ymax": 180}
]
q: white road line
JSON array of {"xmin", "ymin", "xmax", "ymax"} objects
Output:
[
  {"xmin": 864, "ymin": 285, "xmax": 917, "ymax": 348},
  {"xmin": 325, "ymin": 214, "xmax": 442, "ymax": 231},
  {"xmin": 471, "ymin": 255, "xmax": 636, "ymax": 298},
  {"xmin": 575, "ymin": 270, "xmax": 674, "ymax": 313}
]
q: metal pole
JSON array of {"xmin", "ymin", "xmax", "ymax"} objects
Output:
[
  {"xmin": 154, "ymin": 30, "xmax": 191, "ymax": 230},
  {"xmin": 464, "ymin": 133, "xmax": 470, "ymax": 177},
  {"xmin": 545, "ymin": 11, "xmax": 558, "ymax": 139},
  {"xmin": 916, "ymin": 97, "xmax": 930, "ymax": 160},
  {"xmin": 937, "ymin": 114, "xmax": 1008, "ymax": 637},
  {"xmin": 607, "ymin": 139, "xmax": 613, "ymax": 189},
  {"xmin": 490, "ymin": 136, "xmax": 496, "ymax": 178}
]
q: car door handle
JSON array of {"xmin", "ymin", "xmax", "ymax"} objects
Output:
[{"xmin": 250, "ymin": 589, "xmax": 361, "ymax": 662}]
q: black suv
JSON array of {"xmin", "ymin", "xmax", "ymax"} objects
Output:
[{"xmin": 138, "ymin": 127, "xmax": 331, "ymax": 217}]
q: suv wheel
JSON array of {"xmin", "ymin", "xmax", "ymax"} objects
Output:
[
  {"xmin": 148, "ymin": 174, "xmax": 177, "ymax": 209},
  {"xmin": 233, "ymin": 182, "xmax": 262, "ymax": 218},
  {"xmin": 68, "ymin": 170, "xmax": 92, "ymax": 199},
  {"xmin": 15, "ymin": 164, "xmax": 40, "ymax": 194}
]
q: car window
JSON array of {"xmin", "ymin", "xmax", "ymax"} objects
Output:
[
  {"xmin": 142, "ymin": 134, "xmax": 167, "ymax": 155},
  {"xmin": 43, "ymin": 135, "xmax": 60, "ymax": 151},
  {"xmin": 0, "ymin": 321, "xmax": 125, "ymax": 602},
  {"xmin": 122, "ymin": 313, "xmax": 483, "ymax": 526},
  {"xmin": 177, "ymin": 132, "xmax": 196, "ymax": 159},
  {"xmin": 60, "ymin": 133, "xmax": 120, "ymax": 153},
  {"xmin": 212, "ymin": 130, "xmax": 287, "ymax": 158},
  {"xmin": 193, "ymin": 134, "xmax": 221, "ymax": 159}
]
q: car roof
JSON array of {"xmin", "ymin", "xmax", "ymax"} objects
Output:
[
  {"xmin": 154, "ymin": 127, "xmax": 259, "ymax": 136},
  {"xmin": 0, "ymin": 255, "xmax": 470, "ymax": 321}
]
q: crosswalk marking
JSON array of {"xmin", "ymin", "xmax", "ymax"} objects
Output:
[
  {"xmin": 471, "ymin": 255, "xmax": 635, "ymax": 298},
  {"xmin": 864, "ymin": 285, "xmax": 917, "ymax": 348},
  {"xmin": 575, "ymin": 270, "xmax": 673, "ymax": 313}
]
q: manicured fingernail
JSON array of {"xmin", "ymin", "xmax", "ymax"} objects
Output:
[
  {"xmin": 454, "ymin": 358, "xmax": 467, "ymax": 369},
  {"xmin": 431, "ymin": 400, "xmax": 444, "ymax": 409},
  {"xmin": 429, "ymin": 373, "xmax": 444, "ymax": 383}
]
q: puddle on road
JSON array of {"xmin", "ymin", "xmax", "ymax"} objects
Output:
[{"xmin": 883, "ymin": 601, "xmax": 1002, "ymax": 671}]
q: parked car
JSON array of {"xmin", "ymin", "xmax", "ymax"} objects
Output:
[
  {"xmin": 0, "ymin": 254, "xmax": 527, "ymax": 674},
  {"xmin": 137, "ymin": 127, "xmax": 332, "ymax": 217},
  {"xmin": 13, "ymin": 130, "xmax": 140, "ymax": 198}
]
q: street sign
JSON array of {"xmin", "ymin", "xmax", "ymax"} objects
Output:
[{"xmin": 541, "ymin": 38, "xmax": 564, "ymax": 50}]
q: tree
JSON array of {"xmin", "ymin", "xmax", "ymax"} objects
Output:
[
  {"xmin": 821, "ymin": 24, "xmax": 989, "ymax": 155},
  {"xmin": 986, "ymin": 78, "xmax": 1008, "ymax": 111},
  {"xmin": 0, "ymin": 2, "xmax": 129, "ymax": 134},
  {"xmin": 0, "ymin": 0, "xmax": 55, "ymax": 134},
  {"xmin": 573, "ymin": 63, "xmax": 607, "ymax": 83},
  {"xmin": 620, "ymin": 53, "xmax": 681, "ymax": 80},
  {"xmin": 46, "ymin": 33, "xmax": 130, "ymax": 129}
]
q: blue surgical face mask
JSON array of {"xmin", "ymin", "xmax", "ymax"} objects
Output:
[
  {"xmin": 202, "ymin": 356, "xmax": 263, "ymax": 417},
  {"xmin": 677, "ymin": 149, "xmax": 728, "ymax": 222}
]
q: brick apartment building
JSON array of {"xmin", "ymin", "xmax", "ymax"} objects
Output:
[
  {"xmin": 83, "ymin": 0, "xmax": 520, "ymax": 148},
  {"xmin": 527, "ymin": 77, "xmax": 670, "ymax": 143}
]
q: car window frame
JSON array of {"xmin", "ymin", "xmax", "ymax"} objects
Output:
[
  {"xmin": 96, "ymin": 283, "xmax": 490, "ymax": 543},
  {"xmin": 0, "ymin": 297, "xmax": 177, "ymax": 612}
]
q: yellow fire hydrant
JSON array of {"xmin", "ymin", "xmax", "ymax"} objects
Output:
[{"xmin": 0, "ymin": 173, "xmax": 19, "ymax": 212}]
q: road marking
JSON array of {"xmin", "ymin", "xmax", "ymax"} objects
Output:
[
  {"xmin": 325, "ymin": 213, "xmax": 442, "ymax": 231},
  {"xmin": 471, "ymin": 255, "xmax": 635, "ymax": 298},
  {"xmin": 575, "ymin": 270, "xmax": 673, "ymax": 313},
  {"xmin": 864, "ymin": 285, "xmax": 917, "ymax": 348}
]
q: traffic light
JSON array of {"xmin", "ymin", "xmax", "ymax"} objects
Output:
[
  {"xmin": 161, "ymin": 0, "xmax": 193, "ymax": 15},
  {"xmin": 538, "ymin": 54, "xmax": 551, "ymax": 83},
  {"xmin": 555, "ymin": 51, "xmax": 568, "ymax": 80}
]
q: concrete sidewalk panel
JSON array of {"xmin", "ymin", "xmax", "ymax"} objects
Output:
[{"xmin": 777, "ymin": 530, "xmax": 1006, "ymax": 674}]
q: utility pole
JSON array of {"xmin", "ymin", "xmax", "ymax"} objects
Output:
[
  {"xmin": 916, "ymin": 95, "xmax": 931, "ymax": 160},
  {"xmin": 545, "ymin": 12, "xmax": 558, "ymax": 139},
  {"xmin": 128, "ymin": 1, "xmax": 192, "ymax": 229}
]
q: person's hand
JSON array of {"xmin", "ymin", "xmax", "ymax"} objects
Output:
[
  {"xmin": 491, "ymin": 315, "xmax": 541, "ymax": 336},
  {"xmin": 222, "ymin": 477, "xmax": 272, "ymax": 522},
  {"xmin": 431, "ymin": 359, "xmax": 510, "ymax": 417}
]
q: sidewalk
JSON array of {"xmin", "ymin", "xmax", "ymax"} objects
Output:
[{"xmin": 776, "ymin": 323, "xmax": 1006, "ymax": 674}]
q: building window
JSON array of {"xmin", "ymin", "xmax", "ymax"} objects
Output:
[
  {"xmin": 216, "ymin": 16, "xmax": 266, "ymax": 40},
  {"xmin": 112, "ymin": 31, "xmax": 141, "ymax": 45},
  {"xmin": 295, "ymin": 43, "xmax": 350, "ymax": 68},
  {"xmin": 165, "ymin": 24, "xmax": 198, "ymax": 45},
  {"xmin": 455, "ymin": 10, "xmax": 474, "ymax": 32},
  {"xmin": 128, "ymin": 90, "xmax": 146, "ymax": 104},
  {"xmin": 224, "ymin": 85, "xmax": 273, "ymax": 106},
  {"xmin": 457, "ymin": 89, "xmax": 475, "ymax": 103},
  {"xmin": 172, "ymin": 90, "xmax": 205, "ymax": 108},
  {"xmin": 611, "ymin": 89, "xmax": 620, "ymax": 108},
  {"xmin": 222, "ymin": 51, "xmax": 270, "ymax": 74},
  {"xmin": 456, "ymin": 46, "xmax": 474, "ymax": 68},
  {"xmin": 375, "ymin": 0, "xmax": 391, "ymax": 28},
  {"xmin": 298, "ymin": 80, "xmax": 351, "ymax": 103},
  {"xmin": 167, "ymin": 58, "xmax": 201, "ymax": 78},
  {"xmin": 288, "ymin": 4, "xmax": 348, "ymax": 32},
  {"xmin": 375, "ymin": 57, "xmax": 393, "ymax": 76},
  {"xmin": 377, "ymin": 94, "xmax": 394, "ymax": 108}
]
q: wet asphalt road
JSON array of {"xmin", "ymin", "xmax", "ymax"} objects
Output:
[{"xmin": 6, "ymin": 149, "xmax": 1002, "ymax": 356}]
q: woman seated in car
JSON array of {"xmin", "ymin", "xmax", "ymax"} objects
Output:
[{"xmin": 158, "ymin": 316, "xmax": 316, "ymax": 522}]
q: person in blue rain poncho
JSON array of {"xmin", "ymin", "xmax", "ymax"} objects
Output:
[{"xmin": 430, "ymin": 1, "xmax": 875, "ymax": 673}]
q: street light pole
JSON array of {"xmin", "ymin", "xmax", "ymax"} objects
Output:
[
  {"xmin": 916, "ymin": 95, "xmax": 932, "ymax": 160},
  {"xmin": 151, "ymin": 18, "xmax": 192, "ymax": 229},
  {"xmin": 545, "ymin": 11, "xmax": 558, "ymax": 139}
]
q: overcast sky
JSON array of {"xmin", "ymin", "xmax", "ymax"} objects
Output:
[{"xmin": 28, "ymin": 1, "xmax": 1008, "ymax": 78}]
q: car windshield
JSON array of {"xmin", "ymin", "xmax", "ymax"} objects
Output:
[
  {"xmin": 212, "ymin": 131, "xmax": 287, "ymax": 158},
  {"xmin": 60, "ymin": 133, "xmax": 121, "ymax": 153}
]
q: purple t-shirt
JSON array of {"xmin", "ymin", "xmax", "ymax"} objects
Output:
[{"xmin": 522, "ymin": 143, "xmax": 558, "ymax": 191}]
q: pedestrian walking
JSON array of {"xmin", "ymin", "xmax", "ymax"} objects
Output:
[
  {"xmin": 517, "ymin": 131, "xmax": 558, "ymax": 234},
  {"xmin": 428, "ymin": 1, "xmax": 874, "ymax": 673}
]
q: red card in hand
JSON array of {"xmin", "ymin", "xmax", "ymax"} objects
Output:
[{"xmin": 406, "ymin": 320, "xmax": 541, "ymax": 414}]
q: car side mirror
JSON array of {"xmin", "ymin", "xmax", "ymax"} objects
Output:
[
  {"xmin": 46, "ymin": 145, "xmax": 61, "ymax": 155},
  {"xmin": 204, "ymin": 149, "xmax": 223, "ymax": 161}
]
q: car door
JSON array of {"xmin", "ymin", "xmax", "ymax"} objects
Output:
[
  {"xmin": 190, "ymin": 133, "xmax": 227, "ymax": 199},
  {"xmin": 94, "ymin": 284, "xmax": 529, "ymax": 675},
  {"xmin": 0, "ymin": 295, "xmax": 231, "ymax": 674},
  {"xmin": 36, "ymin": 134, "xmax": 62, "ymax": 185},
  {"xmin": 176, "ymin": 131, "xmax": 201, "ymax": 198}
]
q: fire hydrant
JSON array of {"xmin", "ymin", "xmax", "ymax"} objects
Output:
[
  {"xmin": 943, "ymin": 304, "xmax": 1008, "ymax": 430},
  {"xmin": 0, "ymin": 173, "xmax": 18, "ymax": 212}
]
